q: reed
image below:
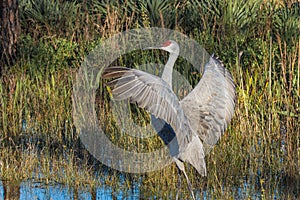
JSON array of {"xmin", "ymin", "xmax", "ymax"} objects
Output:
[{"xmin": 0, "ymin": 0, "xmax": 298, "ymax": 198}]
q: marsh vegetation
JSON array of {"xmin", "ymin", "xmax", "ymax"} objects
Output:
[{"xmin": 0, "ymin": 0, "xmax": 299, "ymax": 199}]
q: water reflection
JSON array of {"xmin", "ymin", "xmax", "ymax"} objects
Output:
[
  {"xmin": 1, "ymin": 181, "xmax": 20, "ymax": 200},
  {"xmin": 0, "ymin": 180, "xmax": 139, "ymax": 200},
  {"xmin": 0, "ymin": 174, "xmax": 298, "ymax": 200}
]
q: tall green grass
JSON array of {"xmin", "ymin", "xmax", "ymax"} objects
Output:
[{"xmin": 0, "ymin": 0, "xmax": 299, "ymax": 198}]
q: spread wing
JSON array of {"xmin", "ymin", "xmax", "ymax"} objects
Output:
[
  {"xmin": 180, "ymin": 56, "xmax": 236, "ymax": 152},
  {"xmin": 102, "ymin": 66, "xmax": 193, "ymax": 152}
]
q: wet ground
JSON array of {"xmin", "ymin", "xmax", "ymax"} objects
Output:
[{"xmin": 0, "ymin": 174, "xmax": 298, "ymax": 200}]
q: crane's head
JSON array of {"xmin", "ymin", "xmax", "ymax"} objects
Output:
[{"xmin": 144, "ymin": 40, "xmax": 179, "ymax": 56}]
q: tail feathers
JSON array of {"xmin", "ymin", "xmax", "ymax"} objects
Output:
[{"xmin": 181, "ymin": 136, "xmax": 207, "ymax": 176}]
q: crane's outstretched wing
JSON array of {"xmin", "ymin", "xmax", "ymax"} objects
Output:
[
  {"xmin": 102, "ymin": 66, "xmax": 207, "ymax": 176},
  {"xmin": 180, "ymin": 56, "xmax": 236, "ymax": 152},
  {"xmin": 102, "ymin": 66, "xmax": 193, "ymax": 152}
]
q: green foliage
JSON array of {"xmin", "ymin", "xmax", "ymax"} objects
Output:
[
  {"xmin": 138, "ymin": 0, "xmax": 174, "ymax": 27},
  {"xmin": 19, "ymin": 35, "xmax": 80, "ymax": 69},
  {"xmin": 0, "ymin": 0, "xmax": 299, "ymax": 199},
  {"xmin": 273, "ymin": 1, "xmax": 300, "ymax": 42},
  {"xmin": 20, "ymin": 0, "xmax": 80, "ymax": 37}
]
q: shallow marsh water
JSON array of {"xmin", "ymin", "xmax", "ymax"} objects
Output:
[
  {"xmin": 0, "ymin": 173, "xmax": 298, "ymax": 200},
  {"xmin": 0, "ymin": 120, "xmax": 298, "ymax": 199},
  {"xmin": 0, "ymin": 180, "xmax": 139, "ymax": 200}
]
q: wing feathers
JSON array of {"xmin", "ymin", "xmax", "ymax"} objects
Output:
[
  {"xmin": 180, "ymin": 56, "xmax": 236, "ymax": 151},
  {"xmin": 101, "ymin": 54, "xmax": 235, "ymax": 176},
  {"xmin": 102, "ymin": 66, "xmax": 193, "ymax": 150}
]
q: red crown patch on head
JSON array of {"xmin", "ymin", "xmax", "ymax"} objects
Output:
[{"xmin": 162, "ymin": 40, "xmax": 172, "ymax": 47}]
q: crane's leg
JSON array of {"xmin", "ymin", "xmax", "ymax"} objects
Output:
[
  {"xmin": 174, "ymin": 159, "xmax": 195, "ymax": 200},
  {"xmin": 182, "ymin": 168, "xmax": 195, "ymax": 200}
]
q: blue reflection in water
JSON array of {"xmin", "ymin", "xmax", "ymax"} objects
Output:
[
  {"xmin": 20, "ymin": 182, "xmax": 74, "ymax": 199},
  {"xmin": 0, "ymin": 183, "xmax": 3, "ymax": 200},
  {"xmin": 0, "ymin": 180, "xmax": 139, "ymax": 200},
  {"xmin": 0, "ymin": 174, "xmax": 296, "ymax": 199}
]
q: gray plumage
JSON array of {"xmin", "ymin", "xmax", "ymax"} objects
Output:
[{"xmin": 102, "ymin": 40, "xmax": 236, "ymax": 199}]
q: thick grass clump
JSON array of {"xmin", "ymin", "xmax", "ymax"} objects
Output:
[{"xmin": 0, "ymin": 0, "xmax": 299, "ymax": 199}]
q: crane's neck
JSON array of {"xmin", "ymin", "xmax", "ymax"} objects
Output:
[{"xmin": 162, "ymin": 53, "xmax": 178, "ymax": 88}]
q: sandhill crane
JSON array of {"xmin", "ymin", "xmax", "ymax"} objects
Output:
[{"xmin": 102, "ymin": 40, "xmax": 236, "ymax": 199}]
